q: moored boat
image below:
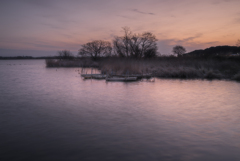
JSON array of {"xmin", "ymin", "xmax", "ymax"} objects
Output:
[
  {"xmin": 81, "ymin": 74, "xmax": 106, "ymax": 79},
  {"xmin": 106, "ymin": 76, "xmax": 137, "ymax": 82},
  {"xmin": 92, "ymin": 74, "xmax": 107, "ymax": 79},
  {"xmin": 110, "ymin": 73, "xmax": 152, "ymax": 79}
]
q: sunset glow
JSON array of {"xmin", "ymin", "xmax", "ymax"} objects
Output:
[{"xmin": 0, "ymin": 0, "xmax": 240, "ymax": 56}]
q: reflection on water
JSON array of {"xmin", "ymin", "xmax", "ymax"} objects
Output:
[{"xmin": 0, "ymin": 60, "xmax": 240, "ymax": 161}]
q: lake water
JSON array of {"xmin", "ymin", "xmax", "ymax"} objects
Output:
[{"xmin": 0, "ymin": 60, "xmax": 240, "ymax": 161}]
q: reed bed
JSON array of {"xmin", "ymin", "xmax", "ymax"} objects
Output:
[
  {"xmin": 99, "ymin": 57, "xmax": 240, "ymax": 80},
  {"xmin": 45, "ymin": 57, "xmax": 240, "ymax": 81}
]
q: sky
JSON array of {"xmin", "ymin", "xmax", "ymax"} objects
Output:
[{"xmin": 0, "ymin": 0, "xmax": 240, "ymax": 57}]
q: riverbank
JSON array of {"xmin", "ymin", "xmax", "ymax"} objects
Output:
[{"xmin": 45, "ymin": 57, "xmax": 240, "ymax": 81}]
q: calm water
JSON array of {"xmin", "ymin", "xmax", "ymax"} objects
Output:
[{"xmin": 0, "ymin": 60, "xmax": 240, "ymax": 161}]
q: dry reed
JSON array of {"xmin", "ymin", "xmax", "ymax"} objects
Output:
[
  {"xmin": 99, "ymin": 57, "xmax": 240, "ymax": 80},
  {"xmin": 45, "ymin": 57, "xmax": 240, "ymax": 81}
]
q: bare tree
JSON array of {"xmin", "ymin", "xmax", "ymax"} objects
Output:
[
  {"xmin": 113, "ymin": 27, "xmax": 158, "ymax": 58},
  {"xmin": 236, "ymin": 39, "xmax": 240, "ymax": 47},
  {"xmin": 113, "ymin": 27, "xmax": 132, "ymax": 57},
  {"xmin": 113, "ymin": 36, "xmax": 126, "ymax": 57},
  {"xmin": 122, "ymin": 26, "xmax": 132, "ymax": 57},
  {"xmin": 58, "ymin": 50, "xmax": 74, "ymax": 59},
  {"xmin": 172, "ymin": 45, "xmax": 186, "ymax": 57},
  {"xmin": 134, "ymin": 32, "xmax": 158, "ymax": 58},
  {"xmin": 79, "ymin": 40, "xmax": 112, "ymax": 59}
]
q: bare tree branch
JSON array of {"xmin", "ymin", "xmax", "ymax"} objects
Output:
[
  {"xmin": 113, "ymin": 27, "xmax": 158, "ymax": 58},
  {"xmin": 57, "ymin": 50, "xmax": 74, "ymax": 59},
  {"xmin": 79, "ymin": 40, "xmax": 112, "ymax": 59},
  {"xmin": 236, "ymin": 39, "xmax": 240, "ymax": 47}
]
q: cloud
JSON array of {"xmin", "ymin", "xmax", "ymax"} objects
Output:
[
  {"xmin": 204, "ymin": 41, "xmax": 219, "ymax": 45},
  {"xmin": 117, "ymin": 15, "xmax": 134, "ymax": 20},
  {"xmin": 157, "ymin": 34, "xmax": 220, "ymax": 55},
  {"xmin": 211, "ymin": 0, "xmax": 239, "ymax": 4},
  {"xmin": 180, "ymin": 34, "xmax": 203, "ymax": 43},
  {"xmin": 158, "ymin": 34, "xmax": 203, "ymax": 46},
  {"xmin": 131, "ymin": 9, "xmax": 155, "ymax": 15}
]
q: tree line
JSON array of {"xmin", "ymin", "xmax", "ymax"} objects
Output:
[
  {"xmin": 78, "ymin": 27, "xmax": 159, "ymax": 59},
  {"xmin": 57, "ymin": 27, "xmax": 240, "ymax": 59},
  {"xmin": 58, "ymin": 27, "xmax": 183, "ymax": 59},
  {"xmin": 185, "ymin": 46, "xmax": 240, "ymax": 57}
]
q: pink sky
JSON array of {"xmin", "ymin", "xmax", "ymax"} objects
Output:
[{"xmin": 0, "ymin": 0, "xmax": 240, "ymax": 56}]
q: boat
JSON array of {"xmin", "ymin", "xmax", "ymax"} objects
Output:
[
  {"xmin": 92, "ymin": 74, "xmax": 107, "ymax": 79},
  {"xmin": 106, "ymin": 76, "xmax": 137, "ymax": 82},
  {"xmin": 81, "ymin": 74, "xmax": 106, "ymax": 79},
  {"xmin": 110, "ymin": 73, "xmax": 152, "ymax": 79}
]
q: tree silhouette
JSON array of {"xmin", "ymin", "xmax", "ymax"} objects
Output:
[
  {"xmin": 113, "ymin": 27, "xmax": 158, "ymax": 58},
  {"xmin": 113, "ymin": 27, "xmax": 132, "ymax": 57},
  {"xmin": 236, "ymin": 39, "xmax": 240, "ymax": 47},
  {"xmin": 58, "ymin": 50, "xmax": 74, "ymax": 59},
  {"xmin": 79, "ymin": 40, "xmax": 112, "ymax": 59},
  {"xmin": 138, "ymin": 32, "xmax": 158, "ymax": 58},
  {"xmin": 172, "ymin": 45, "xmax": 186, "ymax": 57}
]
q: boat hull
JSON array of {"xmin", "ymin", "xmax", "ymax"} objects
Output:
[
  {"xmin": 111, "ymin": 73, "xmax": 152, "ymax": 79},
  {"xmin": 81, "ymin": 74, "xmax": 106, "ymax": 79},
  {"xmin": 106, "ymin": 77, "xmax": 137, "ymax": 82}
]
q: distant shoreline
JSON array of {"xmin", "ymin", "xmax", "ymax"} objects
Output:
[{"xmin": 0, "ymin": 56, "xmax": 59, "ymax": 60}]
